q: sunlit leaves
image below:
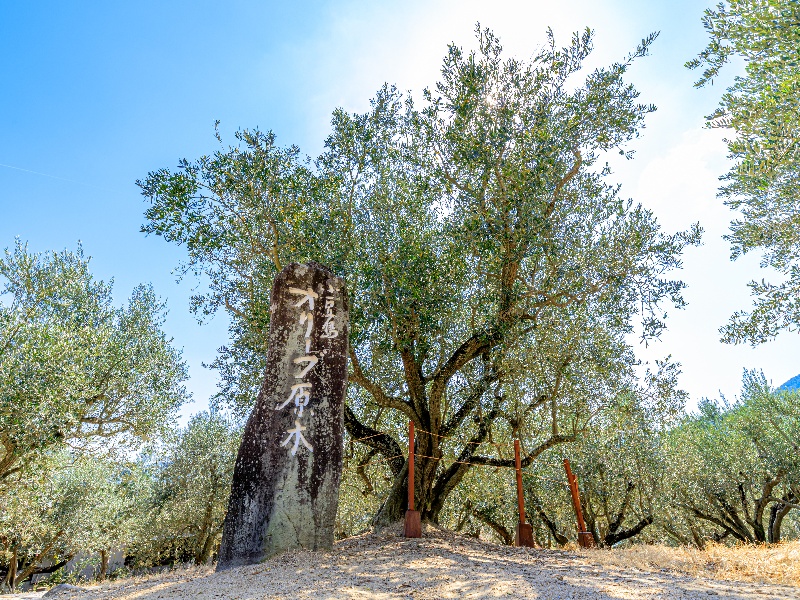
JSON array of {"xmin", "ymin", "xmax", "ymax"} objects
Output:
[
  {"xmin": 664, "ymin": 371, "xmax": 800, "ymax": 543},
  {"xmin": 130, "ymin": 412, "xmax": 241, "ymax": 566},
  {"xmin": 0, "ymin": 241, "xmax": 189, "ymax": 487},
  {"xmin": 688, "ymin": 1, "xmax": 800, "ymax": 344}
]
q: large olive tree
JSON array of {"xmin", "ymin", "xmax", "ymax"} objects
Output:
[{"xmin": 140, "ymin": 26, "xmax": 699, "ymax": 524}]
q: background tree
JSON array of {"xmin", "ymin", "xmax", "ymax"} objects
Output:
[
  {"xmin": 687, "ymin": 0, "xmax": 800, "ymax": 344},
  {"xmin": 664, "ymin": 371, "xmax": 799, "ymax": 545},
  {"xmin": 570, "ymin": 386, "xmax": 676, "ymax": 547},
  {"xmin": 130, "ymin": 412, "xmax": 240, "ymax": 566},
  {"xmin": 508, "ymin": 362, "xmax": 682, "ymax": 548},
  {"xmin": 0, "ymin": 241, "xmax": 190, "ymax": 490},
  {"xmin": 79, "ymin": 460, "xmax": 150, "ymax": 582},
  {"xmin": 0, "ymin": 455, "xmax": 145, "ymax": 590},
  {"xmin": 140, "ymin": 26, "xmax": 700, "ymax": 526}
]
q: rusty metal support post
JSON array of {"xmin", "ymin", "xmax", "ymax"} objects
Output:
[
  {"xmin": 404, "ymin": 421, "xmax": 421, "ymax": 538},
  {"xmin": 563, "ymin": 458, "xmax": 595, "ymax": 548},
  {"xmin": 514, "ymin": 439, "xmax": 534, "ymax": 547},
  {"xmin": 408, "ymin": 421, "xmax": 415, "ymax": 511},
  {"xmin": 514, "ymin": 439, "xmax": 526, "ymax": 522}
]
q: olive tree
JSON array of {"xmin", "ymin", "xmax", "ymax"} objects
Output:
[
  {"xmin": 505, "ymin": 361, "xmax": 683, "ymax": 548},
  {"xmin": 665, "ymin": 371, "xmax": 799, "ymax": 544},
  {"xmin": 140, "ymin": 26, "xmax": 700, "ymax": 525},
  {"xmin": 570, "ymin": 392, "xmax": 674, "ymax": 547},
  {"xmin": 0, "ymin": 241, "xmax": 190, "ymax": 490},
  {"xmin": 0, "ymin": 455, "xmax": 146, "ymax": 590},
  {"xmin": 131, "ymin": 412, "xmax": 241, "ymax": 566},
  {"xmin": 688, "ymin": 1, "xmax": 800, "ymax": 344}
]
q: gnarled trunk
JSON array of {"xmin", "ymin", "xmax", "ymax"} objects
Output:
[
  {"xmin": 98, "ymin": 549, "xmax": 109, "ymax": 582},
  {"xmin": 6, "ymin": 547, "xmax": 16, "ymax": 591},
  {"xmin": 768, "ymin": 493, "xmax": 795, "ymax": 543},
  {"xmin": 197, "ymin": 531, "xmax": 217, "ymax": 565}
]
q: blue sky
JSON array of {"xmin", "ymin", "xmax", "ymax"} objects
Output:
[{"xmin": 1, "ymin": 0, "xmax": 797, "ymax": 421}]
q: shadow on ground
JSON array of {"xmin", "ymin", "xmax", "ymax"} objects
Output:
[{"xmin": 44, "ymin": 527, "xmax": 800, "ymax": 600}]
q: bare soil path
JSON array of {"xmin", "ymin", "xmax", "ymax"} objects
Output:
[{"xmin": 8, "ymin": 528, "xmax": 799, "ymax": 599}]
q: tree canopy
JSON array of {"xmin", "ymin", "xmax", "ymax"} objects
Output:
[
  {"xmin": 140, "ymin": 26, "xmax": 700, "ymax": 524},
  {"xmin": 0, "ymin": 241, "xmax": 190, "ymax": 488},
  {"xmin": 688, "ymin": 0, "xmax": 800, "ymax": 344},
  {"xmin": 664, "ymin": 371, "xmax": 799, "ymax": 544},
  {"xmin": 133, "ymin": 411, "xmax": 241, "ymax": 566}
]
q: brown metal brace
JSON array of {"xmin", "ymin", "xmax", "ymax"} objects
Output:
[
  {"xmin": 563, "ymin": 458, "xmax": 595, "ymax": 548},
  {"xmin": 514, "ymin": 439, "xmax": 535, "ymax": 547},
  {"xmin": 403, "ymin": 421, "xmax": 421, "ymax": 537}
]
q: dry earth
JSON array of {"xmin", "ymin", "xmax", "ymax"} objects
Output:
[{"xmin": 7, "ymin": 527, "xmax": 800, "ymax": 600}]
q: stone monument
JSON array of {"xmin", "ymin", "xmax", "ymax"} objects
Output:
[{"xmin": 217, "ymin": 262, "xmax": 348, "ymax": 569}]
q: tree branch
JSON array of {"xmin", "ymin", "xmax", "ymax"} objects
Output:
[
  {"xmin": 343, "ymin": 405, "xmax": 405, "ymax": 477},
  {"xmin": 428, "ymin": 328, "xmax": 502, "ymax": 409},
  {"xmin": 348, "ymin": 346, "xmax": 416, "ymax": 420},
  {"xmin": 545, "ymin": 148, "xmax": 582, "ymax": 219},
  {"xmin": 441, "ymin": 373, "xmax": 498, "ymax": 436},
  {"xmin": 604, "ymin": 515, "xmax": 653, "ymax": 547},
  {"xmin": 469, "ymin": 434, "xmax": 577, "ymax": 468}
]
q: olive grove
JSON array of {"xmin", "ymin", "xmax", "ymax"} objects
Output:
[
  {"xmin": 0, "ymin": 242, "xmax": 189, "ymax": 589},
  {"xmin": 3, "ymin": 13, "xmax": 798, "ymax": 588}
]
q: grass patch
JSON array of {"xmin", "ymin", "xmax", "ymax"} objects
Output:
[{"xmin": 580, "ymin": 541, "xmax": 800, "ymax": 587}]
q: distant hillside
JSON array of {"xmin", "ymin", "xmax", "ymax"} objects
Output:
[{"xmin": 778, "ymin": 374, "xmax": 800, "ymax": 391}]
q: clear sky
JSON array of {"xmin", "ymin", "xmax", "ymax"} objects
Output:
[{"xmin": 1, "ymin": 0, "xmax": 797, "ymax": 421}]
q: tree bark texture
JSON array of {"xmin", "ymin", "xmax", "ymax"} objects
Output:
[
  {"xmin": 99, "ymin": 549, "xmax": 108, "ymax": 582},
  {"xmin": 218, "ymin": 262, "xmax": 348, "ymax": 569}
]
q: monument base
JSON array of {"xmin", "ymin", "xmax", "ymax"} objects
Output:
[
  {"xmin": 515, "ymin": 522, "xmax": 535, "ymax": 547},
  {"xmin": 578, "ymin": 531, "xmax": 596, "ymax": 548},
  {"xmin": 404, "ymin": 510, "xmax": 421, "ymax": 538}
]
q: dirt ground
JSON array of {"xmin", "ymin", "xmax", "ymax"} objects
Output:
[{"xmin": 7, "ymin": 527, "xmax": 800, "ymax": 599}]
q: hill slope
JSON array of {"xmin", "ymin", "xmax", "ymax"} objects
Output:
[{"xmin": 779, "ymin": 373, "xmax": 800, "ymax": 391}]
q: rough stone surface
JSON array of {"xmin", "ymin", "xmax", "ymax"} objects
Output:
[{"xmin": 217, "ymin": 262, "xmax": 348, "ymax": 569}]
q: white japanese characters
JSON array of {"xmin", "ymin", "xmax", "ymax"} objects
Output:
[
  {"xmin": 275, "ymin": 284, "xmax": 337, "ymax": 456},
  {"xmin": 281, "ymin": 419, "xmax": 313, "ymax": 455},
  {"xmin": 275, "ymin": 383, "xmax": 312, "ymax": 417},
  {"xmin": 321, "ymin": 284, "xmax": 339, "ymax": 340}
]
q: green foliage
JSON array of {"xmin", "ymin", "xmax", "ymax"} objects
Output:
[
  {"xmin": 140, "ymin": 25, "xmax": 699, "ymax": 523},
  {"xmin": 0, "ymin": 412, "xmax": 240, "ymax": 587},
  {"xmin": 0, "ymin": 455, "xmax": 148, "ymax": 589},
  {"xmin": 569, "ymin": 381, "xmax": 680, "ymax": 547},
  {"xmin": 665, "ymin": 371, "xmax": 799, "ymax": 544},
  {"xmin": 467, "ymin": 362, "xmax": 685, "ymax": 549},
  {"xmin": 139, "ymin": 129, "xmax": 325, "ymax": 411},
  {"xmin": 688, "ymin": 1, "xmax": 800, "ymax": 344},
  {"xmin": 0, "ymin": 241, "xmax": 190, "ymax": 488},
  {"xmin": 130, "ymin": 411, "xmax": 241, "ymax": 566}
]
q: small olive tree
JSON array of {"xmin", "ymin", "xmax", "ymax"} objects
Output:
[
  {"xmin": 665, "ymin": 371, "xmax": 799, "ymax": 544},
  {"xmin": 0, "ymin": 455, "xmax": 146, "ymax": 589},
  {"xmin": 131, "ymin": 412, "xmax": 241, "ymax": 566}
]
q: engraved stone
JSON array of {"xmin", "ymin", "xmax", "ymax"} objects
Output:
[{"xmin": 217, "ymin": 262, "xmax": 348, "ymax": 568}]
